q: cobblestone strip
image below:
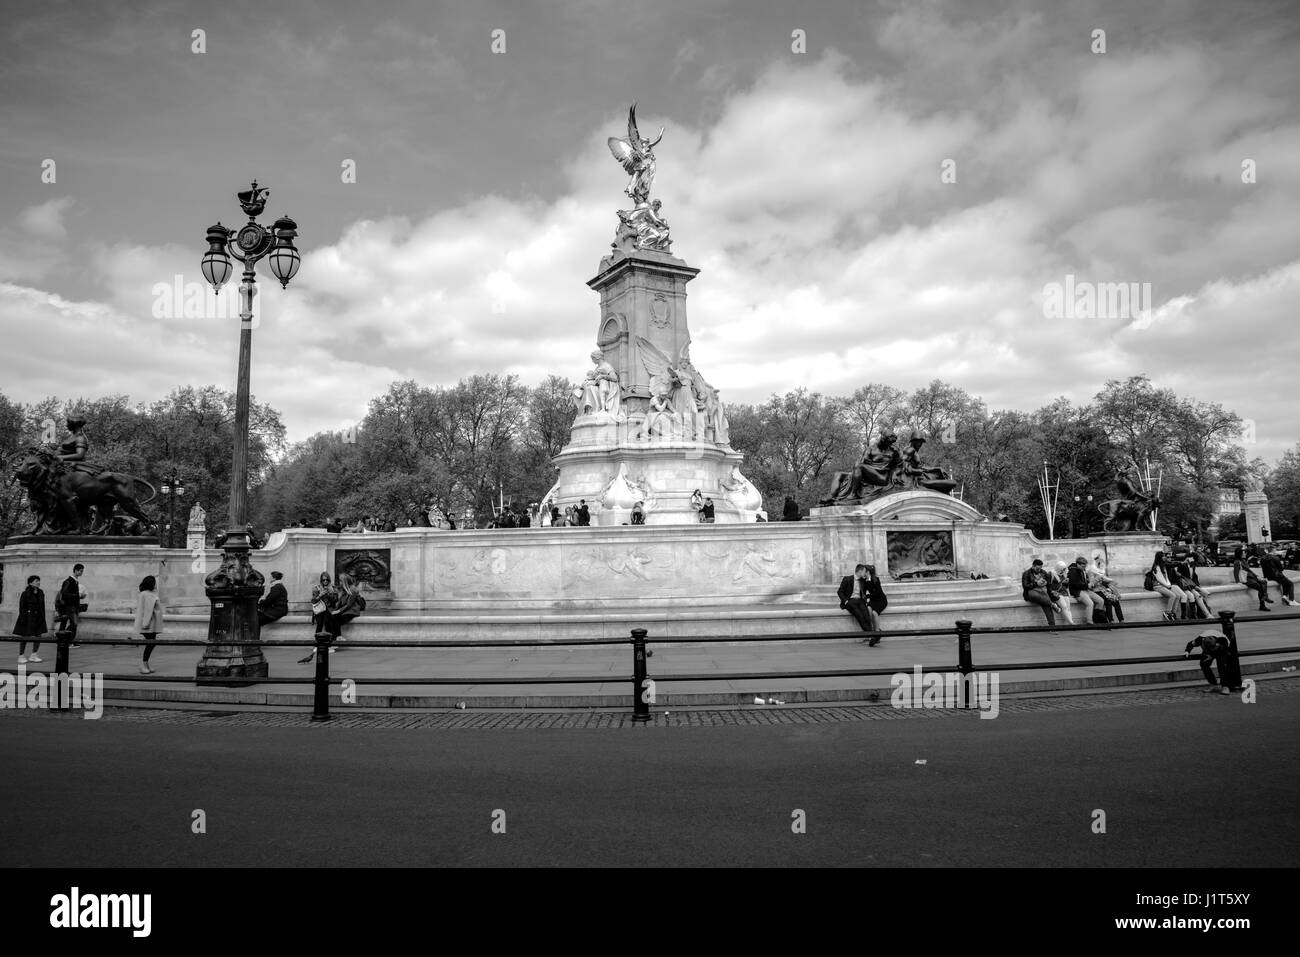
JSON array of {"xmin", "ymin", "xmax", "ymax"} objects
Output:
[{"xmin": 3, "ymin": 677, "xmax": 1294, "ymax": 729}]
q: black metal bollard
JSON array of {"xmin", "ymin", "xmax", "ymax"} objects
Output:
[
  {"xmin": 956, "ymin": 619, "xmax": 973, "ymax": 710},
  {"xmin": 631, "ymin": 628, "xmax": 650, "ymax": 722},
  {"xmin": 54, "ymin": 628, "xmax": 72, "ymax": 676},
  {"xmin": 53, "ymin": 629, "xmax": 72, "ymax": 712},
  {"xmin": 311, "ymin": 631, "xmax": 333, "ymax": 721},
  {"xmin": 1217, "ymin": 610, "xmax": 1244, "ymax": 692}
]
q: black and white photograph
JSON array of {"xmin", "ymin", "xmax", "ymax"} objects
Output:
[{"xmin": 0, "ymin": 0, "xmax": 1295, "ymax": 932}]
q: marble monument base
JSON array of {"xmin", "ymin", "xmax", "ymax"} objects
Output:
[{"xmin": 550, "ymin": 417, "xmax": 758, "ymax": 524}]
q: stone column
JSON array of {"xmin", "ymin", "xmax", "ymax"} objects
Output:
[{"xmin": 1244, "ymin": 489, "xmax": 1272, "ymax": 545}]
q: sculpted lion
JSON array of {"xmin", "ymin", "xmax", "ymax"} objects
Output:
[{"xmin": 14, "ymin": 447, "xmax": 156, "ymax": 536}]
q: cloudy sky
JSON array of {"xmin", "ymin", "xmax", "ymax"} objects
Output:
[{"xmin": 2, "ymin": 0, "xmax": 1297, "ymax": 463}]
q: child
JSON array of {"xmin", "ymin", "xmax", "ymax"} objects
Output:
[
  {"xmin": 133, "ymin": 575, "xmax": 164, "ymax": 674},
  {"xmin": 14, "ymin": 575, "xmax": 47, "ymax": 664}
]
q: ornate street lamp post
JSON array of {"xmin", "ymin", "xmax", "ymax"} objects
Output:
[
  {"xmin": 158, "ymin": 472, "xmax": 185, "ymax": 548},
  {"xmin": 195, "ymin": 181, "xmax": 300, "ymax": 683},
  {"xmin": 1073, "ymin": 493, "xmax": 1094, "ymax": 538}
]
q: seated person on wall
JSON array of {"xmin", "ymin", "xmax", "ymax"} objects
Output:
[
  {"xmin": 701, "ymin": 497, "xmax": 715, "ymax": 523},
  {"xmin": 257, "ymin": 571, "xmax": 289, "ymax": 629},
  {"xmin": 576, "ymin": 500, "xmax": 591, "ymax": 527},
  {"xmin": 1260, "ymin": 549, "xmax": 1296, "ymax": 606},
  {"xmin": 1145, "ymin": 551, "xmax": 1188, "ymax": 622},
  {"xmin": 1052, "ymin": 561, "xmax": 1076, "ymax": 625},
  {"xmin": 631, "ymin": 501, "xmax": 646, "ymax": 525},
  {"xmin": 1171, "ymin": 560, "xmax": 1212, "ymax": 618},
  {"xmin": 1086, "ymin": 556, "xmax": 1124, "ymax": 622},
  {"xmin": 838, "ymin": 564, "xmax": 883, "ymax": 646},
  {"xmin": 1021, "ymin": 559, "xmax": 1059, "ymax": 628},
  {"xmin": 1233, "ymin": 547, "xmax": 1271, "ymax": 611},
  {"xmin": 1066, "ymin": 557, "xmax": 1107, "ymax": 624}
]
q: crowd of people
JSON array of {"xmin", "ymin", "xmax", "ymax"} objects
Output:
[
  {"xmin": 9, "ymin": 562, "xmax": 370, "ymax": 673},
  {"xmin": 1019, "ymin": 545, "xmax": 1297, "ymax": 627}
]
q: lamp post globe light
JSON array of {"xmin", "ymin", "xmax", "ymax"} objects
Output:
[
  {"xmin": 158, "ymin": 472, "xmax": 185, "ymax": 548},
  {"xmin": 196, "ymin": 181, "xmax": 300, "ymax": 683}
]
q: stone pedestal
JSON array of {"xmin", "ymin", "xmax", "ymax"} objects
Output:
[
  {"xmin": 548, "ymin": 246, "xmax": 759, "ymax": 523},
  {"xmin": 1244, "ymin": 490, "xmax": 1271, "ymax": 544},
  {"xmin": 186, "ymin": 521, "xmax": 206, "ymax": 552},
  {"xmin": 196, "ymin": 532, "xmax": 269, "ymax": 684}
]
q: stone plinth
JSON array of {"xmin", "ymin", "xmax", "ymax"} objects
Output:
[
  {"xmin": 1244, "ymin": 490, "xmax": 1271, "ymax": 544},
  {"xmin": 547, "ymin": 245, "xmax": 759, "ymax": 523}
]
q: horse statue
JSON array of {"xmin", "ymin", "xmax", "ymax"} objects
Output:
[
  {"xmin": 13, "ymin": 446, "xmax": 156, "ymax": 536},
  {"xmin": 1098, "ymin": 496, "xmax": 1159, "ymax": 533}
]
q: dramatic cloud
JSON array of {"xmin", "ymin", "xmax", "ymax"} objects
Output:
[{"xmin": 1, "ymin": 1, "xmax": 1295, "ymax": 464}]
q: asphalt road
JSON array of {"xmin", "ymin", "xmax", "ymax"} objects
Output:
[{"xmin": 1, "ymin": 688, "xmax": 1297, "ymax": 868}]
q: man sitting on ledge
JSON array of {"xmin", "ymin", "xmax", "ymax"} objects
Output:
[
  {"xmin": 838, "ymin": 564, "xmax": 882, "ymax": 646},
  {"xmin": 1021, "ymin": 558, "xmax": 1058, "ymax": 629}
]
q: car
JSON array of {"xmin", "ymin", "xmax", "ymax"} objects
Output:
[{"xmin": 1211, "ymin": 540, "xmax": 1246, "ymax": 566}]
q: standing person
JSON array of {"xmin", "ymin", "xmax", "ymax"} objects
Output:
[
  {"xmin": 1020, "ymin": 559, "xmax": 1058, "ymax": 628},
  {"xmin": 1233, "ymin": 547, "xmax": 1271, "ymax": 611},
  {"xmin": 1260, "ymin": 548, "xmax": 1296, "ymax": 606},
  {"xmin": 133, "ymin": 575, "xmax": 164, "ymax": 675},
  {"xmin": 701, "ymin": 497, "xmax": 716, "ymax": 523},
  {"xmin": 1067, "ymin": 557, "xmax": 1105, "ymax": 624},
  {"xmin": 14, "ymin": 575, "xmax": 47, "ymax": 664},
  {"xmin": 1086, "ymin": 555, "xmax": 1125, "ymax": 622},
  {"xmin": 1146, "ymin": 551, "xmax": 1187, "ymax": 621},
  {"xmin": 257, "ymin": 571, "xmax": 289, "ymax": 629},
  {"xmin": 690, "ymin": 489, "xmax": 704, "ymax": 521},
  {"xmin": 576, "ymin": 500, "xmax": 591, "ymax": 527},
  {"xmin": 782, "ymin": 496, "xmax": 800, "ymax": 522},
  {"xmin": 55, "ymin": 563, "xmax": 86, "ymax": 648},
  {"xmin": 549, "ymin": 505, "xmax": 561, "ymax": 527},
  {"xmin": 837, "ymin": 564, "xmax": 881, "ymax": 645},
  {"xmin": 299, "ymin": 572, "xmax": 338, "ymax": 663}
]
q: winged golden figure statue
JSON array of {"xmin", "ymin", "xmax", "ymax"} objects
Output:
[{"xmin": 607, "ymin": 103, "xmax": 663, "ymax": 205}]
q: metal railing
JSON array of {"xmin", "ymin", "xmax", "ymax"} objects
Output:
[{"xmin": 3, "ymin": 610, "xmax": 1298, "ymax": 722}]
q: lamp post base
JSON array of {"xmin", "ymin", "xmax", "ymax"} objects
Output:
[{"xmin": 197, "ymin": 530, "xmax": 268, "ymax": 685}]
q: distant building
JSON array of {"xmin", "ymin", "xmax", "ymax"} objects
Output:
[{"xmin": 1209, "ymin": 486, "xmax": 1243, "ymax": 537}]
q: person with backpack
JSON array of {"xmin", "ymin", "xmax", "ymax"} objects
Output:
[
  {"xmin": 1145, "ymin": 551, "xmax": 1187, "ymax": 621},
  {"xmin": 54, "ymin": 563, "xmax": 86, "ymax": 648},
  {"xmin": 14, "ymin": 575, "xmax": 48, "ymax": 664}
]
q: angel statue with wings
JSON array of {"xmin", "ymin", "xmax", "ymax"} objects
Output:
[
  {"xmin": 607, "ymin": 103, "xmax": 663, "ymax": 205},
  {"xmin": 637, "ymin": 336, "xmax": 705, "ymax": 441}
]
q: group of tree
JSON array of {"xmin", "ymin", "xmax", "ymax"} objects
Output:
[
  {"xmin": 727, "ymin": 375, "xmax": 1274, "ymax": 541},
  {"xmin": 0, "ymin": 386, "xmax": 284, "ymax": 544},
  {"xmin": 1, "ymin": 373, "xmax": 1295, "ymax": 545}
]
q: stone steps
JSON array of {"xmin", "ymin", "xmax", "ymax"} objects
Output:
[{"xmin": 9, "ymin": 581, "xmax": 1283, "ymax": 645}]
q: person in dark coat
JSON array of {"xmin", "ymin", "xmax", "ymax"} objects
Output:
[
  {"xmin": 576, "ymin": 500, "xmax": 591, "ymax": 526},
  {"xmin": 14, "ymin": 575, "xmax": 48, "ymax": 663},
  {"xmin": 782, "ymin": 496, "xmax": 800, "ymax": 522},
  {"xmin": 258, "ymin": 571, "xmax": 289, "ymax": 628},
  {"xmin": 55, "ymin": 563, "xmax": 85, "ymax": 646},
  {"xmin": 837, "ymin": 564, "xmax": 882, "ymax": 645},
  {"xmin": 1260, "ymin": 549, "xmax": 1295, "ymax": 605},
  {"xmin": 1185, "ymin": 631, "xmax": 1241, "ymax": 694},
  {"xmin": 701, "ymin": 498, "xmax": 715, "ymax": 523}
]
